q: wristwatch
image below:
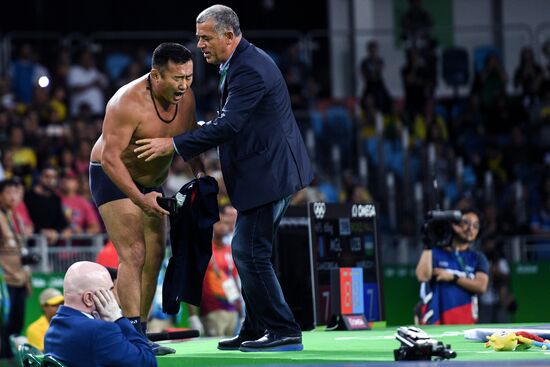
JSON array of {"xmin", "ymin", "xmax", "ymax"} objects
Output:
[{"xmin": 452, "ymin": 274, "xmax": 460, "ymax": 283}]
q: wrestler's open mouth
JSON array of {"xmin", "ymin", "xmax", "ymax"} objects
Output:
[{"xmin": 174, "ymin": 92, "xmax": 184, "ymax": 97}]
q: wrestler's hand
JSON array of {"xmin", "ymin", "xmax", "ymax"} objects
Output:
[
  {"xmin": 136, "ymin": 191, "xmax": 170, "ymax": 217},
  {"xmin": 134, "ymin": 138, "xmax": 175, "ymax": 162},
  {"xmin": 92, "ymin": 288, "xmax": 123, "ymax": 322}
]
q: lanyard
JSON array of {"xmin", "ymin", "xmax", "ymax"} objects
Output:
[{"xmin": 454, "ymin": 250, "xmax": 468, "ymax": 275}]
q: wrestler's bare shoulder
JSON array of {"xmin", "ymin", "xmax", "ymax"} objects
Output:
[{"xmin": 105, "ymin": 75, "xmax": 149, "ymax": 116}]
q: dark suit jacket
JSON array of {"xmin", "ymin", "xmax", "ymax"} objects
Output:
[
  {"xmin": 44, "ymin": 306, "xmax": 157, "ymax": 367},
  {"xmin": 173, "ymin": 38, "xmax": 314, "ymax": 211},
  {"xmin": 163, "ymin": 176, "xmax": 219, "ymax": 313}
]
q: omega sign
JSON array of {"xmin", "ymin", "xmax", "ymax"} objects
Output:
[
  {"xmin": 313, "ymin": 202, "xmax": 326, "ymax": 219},
  {"xmin": 351, "ymin": 204, "xmax": 376, "ymax": 218}
]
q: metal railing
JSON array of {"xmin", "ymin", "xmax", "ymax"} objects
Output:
[
  {"xmin": 26, "ymin": 233, "xmax": 107, "ymax": 273},
  {"xmin": 22, "ymin": 231, "xmax": 550, "ymax": 276}
]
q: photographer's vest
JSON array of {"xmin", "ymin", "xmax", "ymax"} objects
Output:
[
  {"xmin": 0, "ymin": 209, "xmax": 29, "ymax": 287},
  {"xmin": 419, "ymin": 247, "xmax": 489, "ymax": 325}
]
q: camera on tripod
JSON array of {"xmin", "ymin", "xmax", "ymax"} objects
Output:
[{"xmin": 421, "ymin": 210, "xmax": 462, "ymax": 248}]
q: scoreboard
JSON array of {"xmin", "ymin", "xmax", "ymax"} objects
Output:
[{"xmin": 275, "ymin": 202, "xmax": 384, "ymax": 330}]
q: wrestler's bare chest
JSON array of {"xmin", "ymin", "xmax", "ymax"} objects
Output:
[
  {"xmin": 120, "ymin": 100, "xmax": 194, "ymax": 186},
  {"xmin": 132, "ymin": 104, "xmax": 191, "ymax": 141}
]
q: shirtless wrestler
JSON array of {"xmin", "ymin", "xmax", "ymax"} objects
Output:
[{"xmin": 89, "ymin": 43, "xmax": 204, "ymax": 354}]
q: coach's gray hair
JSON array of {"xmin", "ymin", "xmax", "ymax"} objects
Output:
[{"xmin": 196, "ymin": 4, "xmax": 242, "ymax": 37}]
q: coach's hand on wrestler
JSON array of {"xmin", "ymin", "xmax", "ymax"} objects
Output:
[
  {"xmin": 92, "ymin": 288, "xmax": 123, "ymax": 322},
  {"xmin": 134, "ymin": 138, "xmax": 174, "ymax": 162},
  {"xmin": 135, "ymin": 191, "xmax": 170, "ymax": 217}
]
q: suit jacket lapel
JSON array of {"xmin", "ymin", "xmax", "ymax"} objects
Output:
[{"xmin": 218, "ymin": 38, "xmax": 251, "ymax": 117}]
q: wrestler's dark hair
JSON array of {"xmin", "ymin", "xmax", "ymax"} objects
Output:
[
  {"xmin": 152, "ymin": 43, "xmax": 192, "ymax": 71},
  {"xmin": 197, "ymin": 4, "xmax": 241, "ymax": 37}
]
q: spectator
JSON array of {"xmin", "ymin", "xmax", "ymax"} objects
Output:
[
  {"xmin": 486, "ymin": 94, "xmax": 516, "ymax": 139},
  {"xmin": 48, "ymin": 86, "xmax": 68, "ymax": 122},
  {"xmin": 359, "ymin": 40, "xmax": 391, "ymax": 113},
  {"xmin": 26, "ymin": 288, "xmax": 64, "ymax": 351},
  {"xmin": 9, "ymin": 44, "xmax": 50, "ymax": 105},
  {"xmin": 67, "ymin": 49, "xmax": 108, "ymax": 117},
  {"xmin": 44, "ymin": 261, "xmax": 156, "ymax": 367},
  {"xmin": 478, "ymin": 235, "xmax": 516, "ymax": 323},
  {"xmin": 412, "ymin": 100, "xmax": 448, "ymax": 145},
  {"xmin": 400, "ymin": 0, "xmax": 434, "ymax": 50},
  {"xmin": 13, "ymin": 178, "xmax": 34, "ymax": 236},
  {"xmin": 415, "ymin": 208, "xmax": 489, "ymax": 324},
  {"xmin": 96, "ymin": 240, "xmax": 119, "ymax": 270},
  {"xmin": 0, "ymin": 178, "xmax": 32, "ymax": 359},
  {"xmin": 52, "ymin": 47, "xmax": 72, "ymax": 89},
  {"xmin": 6, "ymin": 125, "xmax": 37, "ymax": 187},
  {"xmin": 454, "ymin": 94, "xmax": 486, "ymax": 165},
  {"xmin": 280, "ymin": 42, "xmax": 311, "ymax": 118},
  {"xmin": 59, "ymin": 172, "xmax": 101, "ymax": 235},
  {"xmin": 20, "ymin": 110, "xmax": 42, "ymax": 153},
  {"xmin": 402, "ymin": 48, "xmax": 432, "ymax": 119},
  {"xmin": 190, "ymin": 205, "xmax": 242, "ymax": 337},
  {"xmin": 514, "ymin": 47, "xmax": 543, "ymax": 106},
  {"xmin": 502, "ymin": 126, "xmax": 532, "ymax": 182},
  {"xmin": 74, "ymin": 140, "xmax": 93, "ymax": 176},
  {"xmin": 24, "ymin": 166, "xmax": 71, "ymax": 245},
  {"xmin": 473, "ymin": 53, "xmax": 507, "ymax": 110},
  {"xmin": 59, "ymin": 147, "xmax": 77, "ymax": 178}
]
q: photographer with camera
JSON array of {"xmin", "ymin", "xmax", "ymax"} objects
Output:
[
  {"xmin": 0, "ymin": 178, "xmax": 33, "ymax": 358},
  {"xmin": 415, "ymin": 208, "xmax": 489, "ymax": 325}
]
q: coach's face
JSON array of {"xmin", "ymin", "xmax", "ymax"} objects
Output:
[{"xmin": 196, "ymin": 19, "xmax": 231, "ymax": 65}]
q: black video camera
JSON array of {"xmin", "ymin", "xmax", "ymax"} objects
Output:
[
  {"xmin": 394, "ymin": 326, "xmax": 456, "ymax": 361},
  {"xmin": 421, "ymin": 210, "xmax": 462, "ymax": 249},
  {"xmin": 21, "ymin": 253, "xmax": 41, "ymax": 266}
]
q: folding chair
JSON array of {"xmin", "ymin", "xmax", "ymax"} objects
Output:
[
  {"xmin": 42, "ymin": 355, "xmax": 67, "ymax": 367},
  {"xmin": 9, "ymin": 334, "xmax": 23, "ymax": 367},
  {"xmin": 20, "ymin": 352, "xmax": 42, "ymax": 367},
  {"xmin": 18, "ymin": 343, "xmax": 42, "ymax": 367}
]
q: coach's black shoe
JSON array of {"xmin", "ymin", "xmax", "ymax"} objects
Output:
[
  {"xmin": 149, "ymin": 340, "xmax": 176, "ymax": 355},
  {"xmin": 217, "ymin": 334, "xmax": 257, "ymax": 350},
  {"xmin": 239, "ymin": 332, "xmax": 303, "ymax": 352}
]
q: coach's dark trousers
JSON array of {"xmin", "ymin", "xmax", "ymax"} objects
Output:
[{"xmin": 231, "ymin": 195, "xmax": 301, "ymax": 338}]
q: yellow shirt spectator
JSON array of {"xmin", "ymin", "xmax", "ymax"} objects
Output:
[
  {"xmin": 25, "ymin": 288, "xmax": 64, "ymax": 351},
  {"xmin": 26, "ymin": 315, "xmax": 49, "ymax": 351}
]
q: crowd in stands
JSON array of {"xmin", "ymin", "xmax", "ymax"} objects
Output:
[
  {"xmin": 1, "ymin": 4, "xmax": 550, "ymax": 343},
  {"xmin": 2, "ymin": 31, "xmax": 550, "ymax": 241}
]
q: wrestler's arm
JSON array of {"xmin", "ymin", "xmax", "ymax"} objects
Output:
[{"xmin": 101, "ymin": 99, "xmax": 169, "ymax": 217}]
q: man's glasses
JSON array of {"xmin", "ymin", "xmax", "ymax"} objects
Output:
[{"xmin": 460, "ymin": 219, "xmax": 480, "ymax": 230}]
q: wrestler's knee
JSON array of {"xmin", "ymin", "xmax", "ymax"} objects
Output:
[{"xmin": 118, "ymin": 242, "xmax": 146, "ymax": 269}]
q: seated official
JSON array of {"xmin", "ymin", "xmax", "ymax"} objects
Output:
[
  {"xmin": 44, "ymin": 261, "xmax": 157, "ymax": 367},
  {"xmin": 26, "ymin": 288, "xmax": 64, "ymax": 351}
]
